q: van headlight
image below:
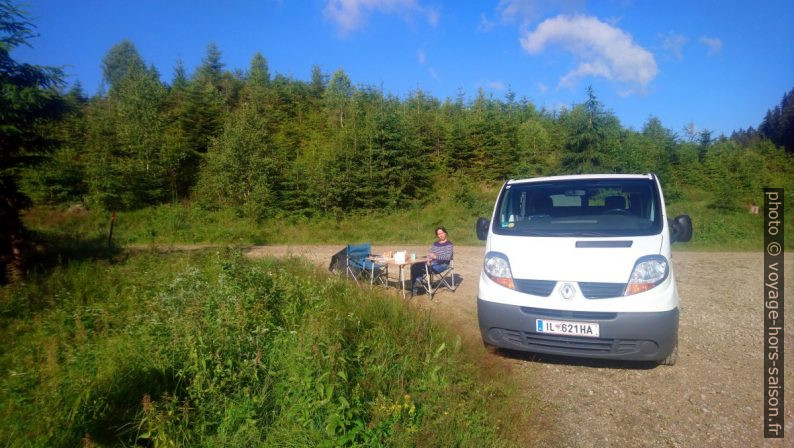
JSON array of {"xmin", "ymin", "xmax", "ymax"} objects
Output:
[
  {"xmin": 624, "ymin": 255, "xmax": 669, "ymax": 296},
  {"xmin": 484, "ymin": 252, "xmax": 515, "ymax": 289}
]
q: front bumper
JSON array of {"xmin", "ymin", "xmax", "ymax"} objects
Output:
[{"xmin": 478, "ymin": 298, "xmax": 678, "ymax": 362}]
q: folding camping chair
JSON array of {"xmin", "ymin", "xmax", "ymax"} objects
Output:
[
  {"xmin": 329, "ymin": 247, "xmax": 347, "ymax": 275},
  {"xmin": 426, "ymin": 259, "xmax": 456, "ymax": 298},
  {"xmin": 345, "ymin": 243, "xmax": 388, "ymax": 286}
]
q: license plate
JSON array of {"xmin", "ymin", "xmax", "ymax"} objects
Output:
[{"xmin": 536, "ymin": 319, "xmax": 600, "ymax": 338}]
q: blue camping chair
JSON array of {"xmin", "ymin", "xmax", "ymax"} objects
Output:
[
  {"xmin": 346, "ymin": 243, "xmax": 388, "ymax": 286},
  {"xmin": 425, "ymin": 258, "xmax": 456, "ymax": 298}
]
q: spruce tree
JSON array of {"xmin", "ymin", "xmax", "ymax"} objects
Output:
[
  {"xmin": 101, "ymin": 40, "xmax": 146, "ymax": 90},
  {"xmin": 0, "ymin": 1, "xmax": 64, "ymax": 282},
  {"xmin": 561, "ymin": 87, "xmax": 619, "ymax": 174}
]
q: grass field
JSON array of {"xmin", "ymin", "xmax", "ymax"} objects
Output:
[
  {"xmin": 22, "ymin": 184, "xmax": 791, "ymax": 251},
  {"xmin": 0, "ymin": 248, "xmax": 543, "ymax": 447}
]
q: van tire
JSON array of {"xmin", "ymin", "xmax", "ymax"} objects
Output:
[{"xmin": 660, "ymin": 343, "xmax": 678, "ymax": 366}]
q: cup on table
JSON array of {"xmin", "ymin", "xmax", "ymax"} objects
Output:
[{"xmin": 411, "ymin": 253, "xmax": 416, "ymax": 261}]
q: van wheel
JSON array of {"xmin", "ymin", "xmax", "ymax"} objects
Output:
[{"xmin": 660, "ymin": 343, "xmax": 678, "ymax": 366}]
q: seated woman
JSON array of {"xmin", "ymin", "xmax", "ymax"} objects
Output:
[{"xmin": 411, "ymin": 226, "xmax": 453, "ymax": 295}]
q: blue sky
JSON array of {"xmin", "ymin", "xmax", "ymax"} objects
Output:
[{"xmin": 12, "ymin": 0, "xmax": 794, "ymax": 137}]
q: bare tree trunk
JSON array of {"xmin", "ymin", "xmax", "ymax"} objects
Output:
[
  {"xmin": 1, "ymin": 178, "xmax": 31, "ymax": 284},
  {"xmin": 6, "ymin": 234, "xmax": 26, "ymax": 284},
  {"xmin": 1, "ymin": 227, "xmax": 27, "ymax": 284}
]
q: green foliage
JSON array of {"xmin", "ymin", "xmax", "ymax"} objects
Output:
[
  {"xmin": 19, "ymin": 146, "xmax": 86, "ymax": 204},
  {"xmin": 25, "ymin": 165, "xmax": 794, "ymax": 250},
  {"xmin": 560, "ymin": 86, "xmax": 620, "ymax": 174},
  {"xmin": 0, "ymin": 250, "xmax": 530, "ymax": 446},
  {"xmin": 101, "ymin": 40, "xmax": 146, "ymax": 90},
  {"xmin": 23, "ymin": 185, "xmax": 506, "ymax": 247},
  {"xmin": 515, "ymin": 116, "xmax": 554, "ymax": 177},
  {"xmin": 451, "ymin": 175, "xmax": 492, "ymax": 215},
  {"xmin": 20, "ymin": 86, "xmax": 89, "ymax": 205},
  {"xmin": 82, "ymin": 69, "xmax": 172, "ymax": 209},
  {"xmin": 195, "ymin": 102, "xmax": 278, "ymax": 220},
  {"xmin": 0, "ymin": 2, "xmax": 64, "ymax": 174},
  {"xmin": 243, "ymin": 52, "xmax": 270, "ymax": 104},
  {"xmin": 706, "ymin": 182, "xmax": 742, "ymax": 212},
  {"xmin": 758, "ymin": 87, "xmax": 794, "ymax": 152},
  {"xmin": 195, "ymin": 42, "xmax": 224, "ymax": 87}
]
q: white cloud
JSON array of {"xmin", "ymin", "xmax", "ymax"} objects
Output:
[
  {"xmin": 324, "ymin": 0, "xmax": 438, "ymax": 35},
  {"xmin": 426, "ymin": 8, "xmax": 439, "ymax": 26},
  {"xmin": 498, "ymin": 0, "xmax": 586, "ymax": 25},
  {"xmin": 477, "ymin": 12, "xmax": 496, "ymax": 32},
  {"xmin": 417, "ymin": 48, "xmax": 426, "ymax": 64},
  {"xmin": 499, "ymin": 0, "xmax": 540, "ymax": 23},
  {"xmin": 699, "ymin": 36, "xmax": 723, "ymax": 55},
  {"xmin": 429, "ymin": 67, "xmax": 439, "ymax": 81},
  {"xmin": 488, "ymin": 80, "xmax": 506, "ymax": 90},
  {"xmin": 520, "ymin": 14, "xmax": 657, "ymax": 93},
  {"xmin": 537, "ymin": 82, "xmax": 549, "ymax": 93},
  {"xmin": 661, "ymin": 31, "xmax": 688, "ymax": 60},
  {"xmin": 542, "ymin": 100, "xmax": 570, "ymax": 114}
]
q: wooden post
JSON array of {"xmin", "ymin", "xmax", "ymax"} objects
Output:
[{"xmin": 108, "ymin": 211, "xmax": 116, "ymax": 248}]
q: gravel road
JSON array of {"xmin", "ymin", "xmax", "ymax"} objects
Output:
[{"xmin": 245, "ymin": 245, "xmax": 793, "ymax": 447}]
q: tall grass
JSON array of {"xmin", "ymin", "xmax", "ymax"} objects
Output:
[
  {"xmin": 22, "ymin": 180, "xmax": 790, "ymax": 249},
  {"xmin": 21, "ymin": 202, "xmax": 488, "ymax": 247},
  {"xmin": 667, "ymin": 187, "xmax": 792, "ymax": 250},
  {"xmin": 20, "ymin": 178, "xmax": 496, "ymax": 247},
  {"xmin": 1, "ymin": 249, "xmax": 537, "ymax": 446},
  {"xmin": 667, "ymin": 201, "xmax": 766, "ymax": 250}
]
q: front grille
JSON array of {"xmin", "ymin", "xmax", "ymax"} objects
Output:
[
  {"xmin": 579, "ymin": 282, "xmax": 626, "ymax": 299},
  {"xmin": 491, "ymin": 329, "xmax": 643, "ymax": 355},
  {"xmin": 520, "ymin": 307, "xmax": 617, "ymax": 320},
  {"xmin": 513, "ymin": 279, "xmax": 625, "ymax": 299},
  {"xmin": 514, "ymin": 279, "xmax": 556, "ymax": 296},
  {"xmin": 524, "ymin": 332, "xmax": 614, "ymax": 353}
]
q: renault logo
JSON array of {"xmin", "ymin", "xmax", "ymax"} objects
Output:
[{"xmin": 560, "ymin": 283, "xmax": 575, "ymax": 299}]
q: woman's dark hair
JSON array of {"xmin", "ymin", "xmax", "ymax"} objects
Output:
[{"xmin": 435, "ymin": 226, "xmax": 448, "ymax": 236}]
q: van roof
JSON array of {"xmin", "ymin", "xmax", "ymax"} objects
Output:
[{"xmin": 507, "ymin": 173, "xmax": 654, "ymax": 185}]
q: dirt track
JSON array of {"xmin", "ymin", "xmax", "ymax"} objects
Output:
[{"xmin": 245, "ymin": 245, "xmax": 793, "ymax": 447}]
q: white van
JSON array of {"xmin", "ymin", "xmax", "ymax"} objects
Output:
[{"xmin": 475, "ymin": 174, "xmax": 692, "ymax": 365}]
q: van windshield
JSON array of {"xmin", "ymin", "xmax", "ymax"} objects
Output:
[{"xmin": 493, "ymin": 178, "xmax": 663, "ymax": 237}]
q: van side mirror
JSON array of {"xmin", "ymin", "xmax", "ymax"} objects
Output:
[
  {"xmin": 669, "ymin": 215, "xmax": 692, "ymax": 243},
  {"xmin": 476, "ymin": 217, "xmax": 490, "ymax": 241}
]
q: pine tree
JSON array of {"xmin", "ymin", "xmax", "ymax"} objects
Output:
[
  {"xmin": 248, "ymin": 52, "xmax": 270, "ymax": 87},
  {"xmin": 20, "ymin": 81, "xmax": 88, "ymax": 204},
  {"xmin": 171, "ymin": 57, "xmax": 189, "ymax": 91},
  {"xmin": 195, "ymin": 102, "xmax": 278, "ymax": 219},
  {"xmin": 101, "ymin": 40, "xmax": 146, "ymax": 90},
  {"xmin": 561, "ymin": 86, "xmax": 619, "ymax": 174},
  {"xmin": 195, "ymin": 42, "xmax": 224, "ymax": 87},
  {"xmin": 0, "ymin": 1, "xmax": 65, "ymax": 283},
  {"xmin": 310, "ymin": 65, "xmax": 326, "ymax": 98},
  {"xmin": 759, "ymin": 88, "xmax": 794, "ymax": 152},
  {"xmin": 87, "ymin": 68, "xmax": 170, "ymax": 208}
]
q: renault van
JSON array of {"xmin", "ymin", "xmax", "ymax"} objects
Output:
[{"xmin": 475, "ymin": 174, "xmax": 691, "ymax": 365}]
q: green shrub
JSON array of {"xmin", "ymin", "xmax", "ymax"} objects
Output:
[{"xmin": 1, "ymin": 250, "xmax": 530, "ymax": 446}]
